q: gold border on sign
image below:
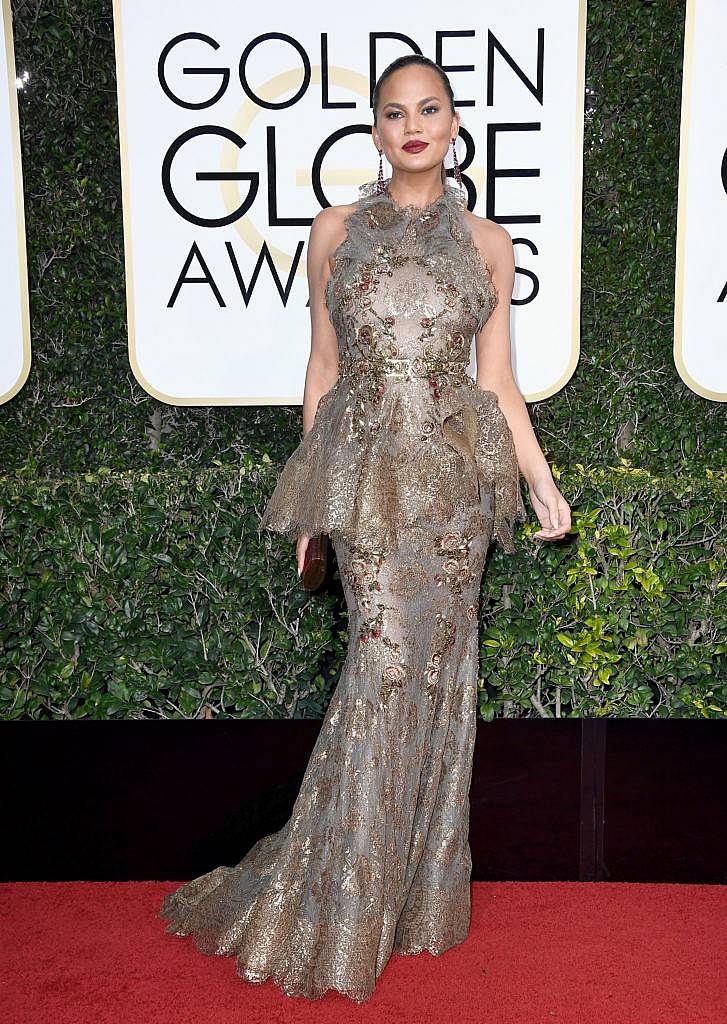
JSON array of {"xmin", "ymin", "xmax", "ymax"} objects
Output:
[
  {"xmin": 0, "ymin": 0, "xmax": 31, "ymax": 406},
  {"xmin": 517, "ymin": 0, "xmax": 586, "ymax": 404},
  {"xmin": 674, "ymin": 0, "xmax": 726, "ymax": 402}
]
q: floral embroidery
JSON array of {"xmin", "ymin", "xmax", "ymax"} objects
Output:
[
  {"xmin": 434, "ymin": 275, "xmax": 461, "ymax": 312},
  {"xmin": 359, "ymin": 603, "xmax": 384, "ymax": 643},
  {"xmin": 432, "ymin": 527, "xmax": 477, "ymax": 597},
  {"xmin": 420, "ymin": 420, "xmax": 435, "ymax": 439},
  {"xmin": 339, "ymin": 545, "xmax": 385, "ymax": 619},
  {"xmin": 380, "ymin": 661, "xmax": 407, "ymax": 705},
  {"xmin": 355, "ymin": 606, "xmax": 408, "ymax": 707},
  {"xmin": 357, "ymin": 323, "xmax": 374, "ymax": 345},
  {"xmin": 340, "ymin": 543, "xmax": 411, "ymax": 707},
  {"xmin": 424, "ymin": 613, "xmax": 457, "ymax": 702}
]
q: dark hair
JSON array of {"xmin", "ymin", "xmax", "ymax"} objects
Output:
[{"xmin": 372, "ymin": 56, "xmax": 457, "ymax": 184}]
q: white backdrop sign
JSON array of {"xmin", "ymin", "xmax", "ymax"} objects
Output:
[
  {"xmin": 0, "ymin": 0, "xmax": 30, "ymax": 406},
  {"xmin": 112, "ymin": 0, "xmax": 586, "ymax": 405},
  {"xmin": 675, "ymin": 0, "xmax": 727, "ymax": 402}
]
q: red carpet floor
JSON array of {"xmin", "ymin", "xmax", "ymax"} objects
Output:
[{"xmin": 2, "ymin": 880, "xmax": 725, "ymax": 1023}]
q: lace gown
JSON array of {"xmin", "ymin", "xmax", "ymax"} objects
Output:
[{"xmin": 158, "ymin": 177, "xmax": 526, "ymax": 1003}]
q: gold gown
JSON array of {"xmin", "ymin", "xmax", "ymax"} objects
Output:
[{"xmin": 158, "ymin": 177, "xmax": 526, "ymax": 1003}]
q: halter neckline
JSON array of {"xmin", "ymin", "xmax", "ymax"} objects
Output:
[
  {"xmin": 358, "ymin": 176, "xmax": 467, "ymax": 214},
  {"xmin": 385, "ymin": 182, "xmax": 446, "ymax": 214}
]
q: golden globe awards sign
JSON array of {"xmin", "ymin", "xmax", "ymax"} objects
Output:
[
  {"xmin": 112, "ymin": 1, "xmax": 586, "ymax": 405},
  {"xmin": 0, "ymin": 0, "xmax": 30, "ymax": 407},
  {"xmin": 675, "ymin": 0, "xmax": 727, "ymax": 402}
]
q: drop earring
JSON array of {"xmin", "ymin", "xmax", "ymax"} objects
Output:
[
  {"xmin": 375, "ymin": 148, "xmax": 386, "ymax": 194},
  {"xmin": 451, "ymin": 137, "xmax": 463, "ymax": 187}
]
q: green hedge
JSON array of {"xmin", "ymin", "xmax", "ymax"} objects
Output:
[
  {"xmin": 1, "ymin": 1, "xmax": 724, "ymax": 718},
  {"xmin": 1, "ymin": 460, "xmax": 347, "ymax": 719},
  {"xmin": 1, "ymin": 462, "xmax": 724, "ymax": 720}
]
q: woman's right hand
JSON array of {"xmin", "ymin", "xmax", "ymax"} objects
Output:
[{"xmin": 296, "ymin": 532, "xmax": 312, "ymax": 577}]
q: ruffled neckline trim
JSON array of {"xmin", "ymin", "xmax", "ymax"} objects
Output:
[
  {"xmin": 358, "ymin": 176, "xmax": 467, "ymax": 216},
  {"xmin": 325, "ymin": 174, "xmax": 479, "ymax": 320}
]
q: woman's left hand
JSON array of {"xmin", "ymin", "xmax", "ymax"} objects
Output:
[{"xmin": 528, "ymin": 475, "xmax": 572, "ymax": 541}]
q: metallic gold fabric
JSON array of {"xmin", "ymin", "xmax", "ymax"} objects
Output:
[
  {"xmin": 259, "ymin": 177, "xmax": 525, "ymax": 552},
  {"xmin": 158, "ymin": 178, "xmax": 527, "ymax": 1003}
]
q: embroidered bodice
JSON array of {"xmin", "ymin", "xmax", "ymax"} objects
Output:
[{"xmin": 260, "ymin": 177, "xmax": 526, "ymax": 552}]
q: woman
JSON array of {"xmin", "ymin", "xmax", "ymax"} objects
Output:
[{"xmin": 159, "ymin": 55, "xmax": 571, "ymax": 1003}]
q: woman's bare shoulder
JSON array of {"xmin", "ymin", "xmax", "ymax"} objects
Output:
[
  {"xmin": 312, "ymin": 200, "xmax": 359, "ymax": 236},
  {"xmin": 462, "ymin": 209, "xmax": 513, "ymax": 267},
  {"xmin": 311, "ymin": 201, "xmax": 359, "ymax": 272}
]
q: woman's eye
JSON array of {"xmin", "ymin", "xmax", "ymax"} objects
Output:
[{"xmin": 387, "ymin": 106, "xmax": 439, "ymax": 118}]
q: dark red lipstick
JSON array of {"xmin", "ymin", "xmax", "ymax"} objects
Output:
[{"xmin": 402, "ymin": 141, "xmax": 429, "ymax": 152}]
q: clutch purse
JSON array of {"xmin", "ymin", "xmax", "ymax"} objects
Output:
[{"xmin": 301, "ymin": 533, "xmax": 329, "ymax": 591}]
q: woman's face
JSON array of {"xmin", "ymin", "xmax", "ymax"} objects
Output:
[{"xmin": 373, "ymin": 65, "xmax": 459, "ymax": 178}]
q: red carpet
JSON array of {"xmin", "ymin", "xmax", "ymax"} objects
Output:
[{"xmin": 2, "ymin": 881, "xmax": 725, "ymax": 1023}]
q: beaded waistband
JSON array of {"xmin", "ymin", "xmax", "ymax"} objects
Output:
[{"xmin": 339, "ymin": 353, "xmax": 470, "ymax": 388}]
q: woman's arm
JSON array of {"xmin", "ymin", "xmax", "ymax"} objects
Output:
[
  {"xmin": 293, "ymin": 203, "xmax": 353, "ymax": 573},
  {"xmin": 469, "ymin": 218, "xmax": 571, "ymax": 541},
  {"xmin": 301, "ymin": 204, "xmax": 352, "ymax": 435},
  {"xmin": 470, "ymin": 219, "xmax": 551, "ymax": 488}
]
